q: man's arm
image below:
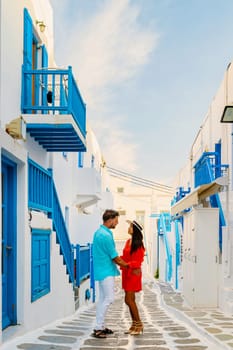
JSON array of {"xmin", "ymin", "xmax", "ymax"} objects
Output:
[{"xmin": 113, "ymin": 256, "xmax": 129, "ymax": 268}]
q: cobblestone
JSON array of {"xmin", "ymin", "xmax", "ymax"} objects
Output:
[{"xmin": 1, "ymin": 276, "xmax": 232, "ymax": 349}]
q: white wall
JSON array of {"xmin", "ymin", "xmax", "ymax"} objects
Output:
[
  {"xmin": 0, "ymin": 0, "xmax": 76, "ymax": 341},
  {"xmin": 23, "ymin": 220, "xmax": 75, "ymax": 331},
  {"xmin": 172, "ymin": 61, "xmax": 233, "ymax": 312},
  {"xmin": 108, "ymin": 176, "xmax": 172, "ymax": 277}
]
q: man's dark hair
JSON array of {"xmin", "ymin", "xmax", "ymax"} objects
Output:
[{"xmin": 102, "ymin": 209, "xmax": 119, "ymax": 222}]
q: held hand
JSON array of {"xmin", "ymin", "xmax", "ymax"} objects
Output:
[{"xmin": 113, "ymin": 256, "xmax": 128, "ymax": 268}]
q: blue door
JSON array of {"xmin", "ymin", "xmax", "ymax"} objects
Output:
[{"xmin": 2, "ymin": 157, "xmax": 17, "ymax": 329}]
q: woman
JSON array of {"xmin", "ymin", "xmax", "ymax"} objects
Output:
[{"xmin": 121, "ymin": 220, "xmax": 145, "ymax": 335}]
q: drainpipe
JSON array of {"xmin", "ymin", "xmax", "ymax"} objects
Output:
[
  {"xmin": 224, "ymin": 66, "xmax": 232, "ymax": 278},
  {"xmin": 226, "ymin": 166, "xmax": 230, "ymax": 277},
  {"xmin": 226, "ymin": 126, "xmax": 233, "ymax": 278}
]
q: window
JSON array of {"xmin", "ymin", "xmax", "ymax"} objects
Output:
[
  {"xmin": 118, "ymin": 210, "xmax": 126, "ymax": 216},
  {"xmin": 117, "ymin": 187, "xmax": 124, "ymax": 193},
  {"xmin": 135, "ymin": 211, "xmax": 145, "ymax": 228},
  {"xmin": 31, "ymin": 229, "xmax": 51, "ymax": 302}
]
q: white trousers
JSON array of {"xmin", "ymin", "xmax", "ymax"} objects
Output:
[{"xmin": 95, "ymin": 276, "xmax": 115, "ymax": 330}]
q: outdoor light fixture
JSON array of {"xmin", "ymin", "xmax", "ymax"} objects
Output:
[
  {"xmin": 6, "ymin": 116, "xmax": 27, "ymax": 141},
  {"xmin": 220, "ymin": 105, "xmax": 233, "ymax": 123},
  {"xmin": 36, "ymin": 20, "xmax": 46, "ymax": 33}
]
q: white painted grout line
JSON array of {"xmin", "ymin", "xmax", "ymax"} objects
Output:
[{"xmin": 151, "ymin": 281, "xmax": 229, "ymax": 350}]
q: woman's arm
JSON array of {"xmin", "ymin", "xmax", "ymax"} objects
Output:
[
  {"xmin": 113, "ymin": 256, "xmax": 129, "ymax": 268},
  {"xmin": 128, "ymin": 248, "xmax": 145, "ymax": 268}
]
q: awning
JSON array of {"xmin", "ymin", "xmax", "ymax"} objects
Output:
[{"xmin": 171, "ymin": 176, "xmax": 228, "ymax": 216}]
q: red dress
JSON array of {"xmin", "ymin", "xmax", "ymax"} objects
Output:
[{"xmin": 121, "ymin": 239, "xmax": 145, "ymax": 292}]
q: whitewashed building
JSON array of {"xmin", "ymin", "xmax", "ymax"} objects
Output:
[
  {"xmin": 169, "ymin": 61, "xmax": 233, "ymax": 312},
  {"xmin": 0, "ymin": 0, "xmax": 113, "ymax": 344},
  {"xmin": 108, "ymin": 171, "xmax": 173, "ymax": 278}
]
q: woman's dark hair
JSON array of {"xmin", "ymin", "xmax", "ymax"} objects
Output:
[
  {"xmin": 102, "ymin": 209, "xmax": 119, "ymax": 222},
  {"xmin": 130, "ymin": 220, "xmax": 144, "ymax": 254}
]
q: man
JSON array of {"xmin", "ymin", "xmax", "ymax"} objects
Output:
[{"xmin": 92, "ymin": 209, "xmax": 128, "ymax": 338}]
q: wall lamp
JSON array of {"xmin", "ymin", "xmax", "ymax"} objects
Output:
[
  {"xmin": 6, "ymin": 116, "xmax": 26, "ymax": 141},
  {"xmin": 220, "ymin": 105, "xmax": 233, "ymax": 123},
  {"xmin": 36, "ymin": 20, "xmax": 46, "ymax": 33}
]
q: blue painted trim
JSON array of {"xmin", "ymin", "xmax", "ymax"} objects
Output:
[
  {"xmin": 158, "ymin": 213, "xmax": 172, "ymax": 282},
  {"xmin": 22, "ymin": 8, "xmax": 33, "ymax": 112},
  {"xmin": 89, "ymin": 244, "xmax": 95, "ymax": 302},
  {"xmin": 78, "ymin": 152, "xmax": 84, "ymax": 168},
  {"xmin": 26, "ymin": 123, "xmax": 86, "ymax": 152},
  {"xmin": 1, "ymin": 155, "xmax": 17, "ymax": 328},
  {"xmin": 75, "ymin": 244, "xmax": 91, "ymax": 287},
  {"xmin": 175, "ymin": 220, "xmax": 181, "ymax": 289}
]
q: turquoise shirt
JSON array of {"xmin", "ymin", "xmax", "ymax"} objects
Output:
[{"xmin": 92, "ymin": 225, "xmax": 120, "ymax": 281}]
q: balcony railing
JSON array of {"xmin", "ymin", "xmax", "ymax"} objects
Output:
[{"xmin": 22, "ymin": 66, "xmax": 86, "ymax": 138}]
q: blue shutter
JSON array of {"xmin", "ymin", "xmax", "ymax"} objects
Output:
[
  {"xmin": 31, "ymin": 229, "xmax": 51, "ymax": 302},
  {"xmin": 23, "ymin": 9, "xmax": 33, "ymax": 68},
  {"xmin": 23, "ymin": 8, "xmax": 33, "ymax": 110}
]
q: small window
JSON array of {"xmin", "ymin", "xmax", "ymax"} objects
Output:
[
  {"xmin": 31, "ymin": 229, "xmax": 51, "ymax": 302},
  {"xmin": 117, "ymin": 187, "xmax": 124, "ymax": 193},
  {"xmin": 135, "ymin": 211, "xmax": 145, "ymax": 228},
  {"xmin": 118, "ymin": 210, "xmax": 126, "ymax": 215}
]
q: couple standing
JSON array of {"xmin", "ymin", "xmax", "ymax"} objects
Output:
[{"xmin": 92, "ymin": 209, "xmax": 145, "ymax": 338}]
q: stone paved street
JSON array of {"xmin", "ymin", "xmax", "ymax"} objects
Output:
[{"xmin": 1, "ymin": 276, "xmax": 228, "ymax": 350}]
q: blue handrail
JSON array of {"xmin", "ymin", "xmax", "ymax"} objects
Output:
[
  {"xmin": 28, "ymin": 159, "xmax": 74, "ymax": 283},
  {"xmin": 174, "ymin": 220, "xmax": 181, "ymax": 289},
  {"xmin": 89, "ymin": 244, "xmax": 95, "ymax": 302},
  {"xmin": 51, "ymin": 181, "xmax": 74, "ymax": 283},
  {"xmin": 28, "ymin": 158, "xmax": 52, "ymax": 212},
  {"xmin": 75, "ymin": 244, "xmax": 91, "ymax": 287}
]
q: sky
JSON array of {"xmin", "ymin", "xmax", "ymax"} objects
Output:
[{"xmin": 49, "ymin": 0, "xmax": 233, "ymax": 184}]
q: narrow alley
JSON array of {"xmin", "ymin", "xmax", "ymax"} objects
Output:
[{"xmin": 2, "ymin": 276, "xmax": 232, "ymax": 350}]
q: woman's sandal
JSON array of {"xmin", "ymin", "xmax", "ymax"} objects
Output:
[
  {"xmin": 92, "ymin": 329, "xmax": 107, "ymax": 338},
  {"xmin": 130, "ymin": 321, "xmax": 144, "ymax": 335},
  {"xmin": 124, "ymin": 321, "xmax": 136, "ymax": 334}
]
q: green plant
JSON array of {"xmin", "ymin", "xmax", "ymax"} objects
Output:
[{"xmin": 155, "ymin": 268, "xmax": 159, "ymax": 279}]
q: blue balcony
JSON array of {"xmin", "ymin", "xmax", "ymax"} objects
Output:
[{"xmin": 21, "ymin": 66, "xmax": 86, "ymax": 152}]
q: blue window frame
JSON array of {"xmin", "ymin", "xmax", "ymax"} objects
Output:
[{"xmin": 31, "ymin": 229, "xmax": 51, "ymax": 302}]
